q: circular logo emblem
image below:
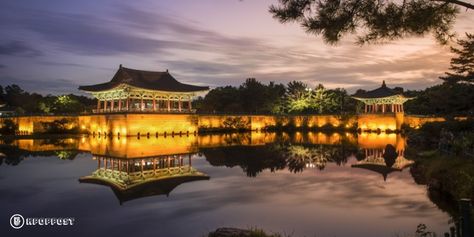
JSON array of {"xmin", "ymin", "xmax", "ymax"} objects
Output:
[{"xmin": 10, "ymin": 214, "xmax": 25, "ymax": 229}]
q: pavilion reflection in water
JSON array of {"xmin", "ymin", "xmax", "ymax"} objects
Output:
[
  {"xmin": 77, "ymin": 136, "xmax": 209, "ymax": 204},
  {"xmin": 2, "ymin": 132, "xmax": 415, "ymax": 187},
  {"xmin": 79, "ymin": 154, "xmax": 209, "ymax": 204},
  {"xmin": 352, "ymin": 133, "xmax": 414, "ymax": 181}
]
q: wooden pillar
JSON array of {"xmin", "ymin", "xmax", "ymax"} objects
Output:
[
  {"xmin": 118, "ymin": 99, "xmax": 122, "ymax": 111},
  {"xmin": 153, "ymin": 98, "xmax": 156, "ymax": 111},
  {"xmin": 401, "ymin": 104, "xmax": 404, "ymax": 112},
  {"xmin": 188, "ymin": 100, "xmax": 192, "ymax": 111},
  {"xmin": 103, "ymin": 100, "xmax": 107, "ymax": 111},
  {"xmin": 178, "ymin": 98, "xmax": 182, "ymax": 112},
  {"xmin": 140, "ymin": 98, "xmax": 144, "ymax": 111},
  {"xmin": 391, "ymin": 104, "xmax": 394, "ymax": 113},
  {"xmin": 382, "ymin": 104, "xmax": 385, "ymax": 113},
  {"xmin": 97, "ymin": 99, "xmax": 101, "ymax": 111},
  {"xmin": 111, "ymin": 99, "xmax": 115, "ymax": 111},
  {"xmin": 167, "ymin": 98, "xmax": 171, "ymax": 112},
  {"xmin": 364, "ymin": 104, "xmax": 367, "ymax": 113},
  {"xmin": 98, "ymin": 157, "xmax": 101, "ymax": 169}
]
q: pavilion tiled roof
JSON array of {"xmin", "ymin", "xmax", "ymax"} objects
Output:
[
  {"xmin": 79, "ymin": 65, "xmax": 209, "ymax": 92},
  {"xmin": 352, "ymin": 81, "xmax": 401, "ymax": 99}
]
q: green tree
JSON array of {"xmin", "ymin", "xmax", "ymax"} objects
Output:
[
  {"xmin": 269, "ymin": 0, "xmax": 470, "ymax": 45},
  {"xmin": 0, "ymin": 85, "xmax": 4, "ymax": 99},
  {"xmin": 440, "ymin": 33, "xmax": 474, "ymax": 84},
  {"xmin": 404, "ymin": 83, "xmax": 474, "ymax": 115},
  {"xmin": 285, "ymin": 81, "xmax": 313, "ymax": 113},
  {"xmin": 198, "ymin": 86, "xmax": 243, "ymax": 113},
  {"xmin": 240, "ymin": 78, "xmax": 267, "ymax": 113},
  {"xmin": 53, "ymin": 95, "xmax": 85, "ymax": 113},
  {"xmin": 257, "ymin": 81, "xmax": 287, "ymax": 114},
  {"xmin": 311, "ymin": 84, "xmax": 339, "ymax": 113}
]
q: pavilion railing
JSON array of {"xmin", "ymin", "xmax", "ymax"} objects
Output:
[{"xmin": 91, "ymin": 108, "xmax": 197, "ymax": 114}]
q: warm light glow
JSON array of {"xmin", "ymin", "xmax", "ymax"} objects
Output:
[{"xmin": 3, "ymin": 113, "xmax": 446, "ymax": 136}]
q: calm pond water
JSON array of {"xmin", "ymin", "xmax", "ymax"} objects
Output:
[{"xmin": 0, "ymin": 132, "xmax": 451, "ymax": 237}]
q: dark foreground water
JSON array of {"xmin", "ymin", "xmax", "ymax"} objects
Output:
[{"xmin": 0, "ymin": 132, "xmax": 451, "ymax": 237}]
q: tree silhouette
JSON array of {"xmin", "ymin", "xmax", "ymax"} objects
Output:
[
  {"xmin": 269, "ymin": 0, "xmax": 468, "ymax": 45},
  {"xmin": 440, "ymin": 33, "xmax": 474, "ymax": 84}
]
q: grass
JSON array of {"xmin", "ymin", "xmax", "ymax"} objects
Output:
[{"xmin": 411, "ymin": 149, "xmax": 474, "ymax": 201}]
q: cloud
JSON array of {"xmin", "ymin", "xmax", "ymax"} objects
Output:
[
  {"xmin": 0, "ymin": 76, "xmax": 79, "ymax": 95},
  {"xmin": 38, "ymin": 61, "xmax": 111, "ymax": 71},
  {"xmin": 22, "ymin": 12, "xmax": 200, "ymax": 56},
  {"xmin": 0, "ymin": 1, "xmax": 459, "ymax": 94},
  {"xmin": 0, "ymin": 40, "xmax": 42, "ymax": 57}
]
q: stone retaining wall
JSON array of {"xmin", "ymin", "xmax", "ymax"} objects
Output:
[{"xmin": 0, "ymin": 113, "xmax": 445, "ymax": 136}]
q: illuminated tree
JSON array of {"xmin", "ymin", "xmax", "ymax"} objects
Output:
[
  {"xmin": 269, "ymin": 0, "xmax": 467, "ymax": 45},
  {"xmin": 285, "ymin": 81, "xmax": 313, "ymax": 113},
  {"xmin": 311, "ymin": 84, "xmax": 340, "ymax": 113}
]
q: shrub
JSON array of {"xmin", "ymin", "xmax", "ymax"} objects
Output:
[
  {"xmin": 40, "ymin": 118, "xmax": 80, "ymax": 134},
  {"xmin": 222, "ymin": 117, "xmax": 250, "ymax": 131},
  {"xmin": 0, "ymin": 119, "xmax": 18, "ymax": 135}
]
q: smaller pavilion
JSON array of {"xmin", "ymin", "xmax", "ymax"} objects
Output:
[
  {"xmin": 352, "ymin": 81, "xmax": 413, "ymax": 114},
  {"xmin": 79, "ymin": 65, "xmax": 209, "ymax": 113}
]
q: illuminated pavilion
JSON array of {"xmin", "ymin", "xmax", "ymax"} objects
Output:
[
  {"xmin": 79, "ymin": 65, "xmax": 209, "ymax": 113},
  {"xmin": 352, "ymin": 81, "xmax": 413, "ymax": 114}
]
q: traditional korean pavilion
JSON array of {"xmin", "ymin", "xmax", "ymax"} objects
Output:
[
  {"xmin": 352, "ymin": 81, "xmax": 413, "ymax": 114},
  {"xmin": 79, "ymin": 65, "xmax": 209, "ymax": 113}
]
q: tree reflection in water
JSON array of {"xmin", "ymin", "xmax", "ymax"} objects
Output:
[
  {"xmin": 0, "ymin": 132, "xmax": 403, "ymax": 178},
  {"xmin": 202, "ymin": 136, "xmax": 359, "ymax": 176},
  {"xmin": 286, "ymin": 145, "xmax": 338, "ymax": 172}
]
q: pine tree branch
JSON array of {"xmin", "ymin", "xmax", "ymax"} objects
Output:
[{"xmin": 431, "ymin": 0, "xmax": 474, "ymax": 10}]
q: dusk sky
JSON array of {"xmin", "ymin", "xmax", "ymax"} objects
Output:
[{"xmin": 0, "ymin": 0, "xmax": 473, "ymax": 95}]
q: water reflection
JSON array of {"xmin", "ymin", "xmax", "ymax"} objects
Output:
[
  {"xmin": 0, "ymin": 132, "xmax": 450, "ymax": 237},
  {"xmin": 0, "ymin": 132, "xmax": 410, "ymax": 180},
  {"xmin": 353, "ymin": 133, "xmax": 413, "ymax": 181}
]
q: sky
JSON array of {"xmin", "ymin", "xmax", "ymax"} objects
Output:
[{"xmin": 0, "ymin": 0, "xmax": 473, "ymax": 95}]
